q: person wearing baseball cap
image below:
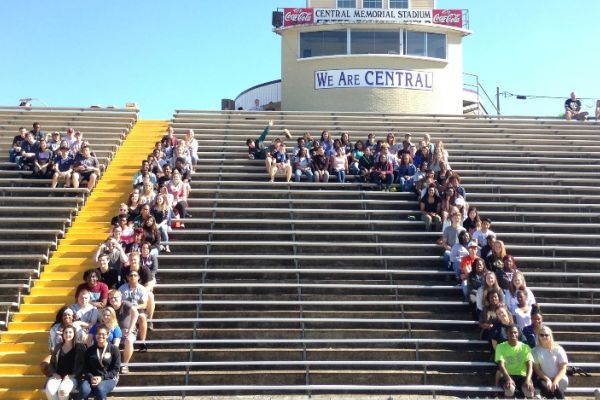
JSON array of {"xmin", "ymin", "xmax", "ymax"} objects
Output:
[
  {"xmin": 459, "ymin": 240, "xmax": 481, "ymax": 300},
  {"xmin": 47, "ymin": 131, "xmax": 62, "ymax": 152}
]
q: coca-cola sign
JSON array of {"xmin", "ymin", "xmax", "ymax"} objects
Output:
[
  {"xmin": 432, "ymin": 9, "xmax": 463, "ymax": 28},
  {"xmin": 283, "ymin": 8, "xmax": 314, "ymax": 27}
]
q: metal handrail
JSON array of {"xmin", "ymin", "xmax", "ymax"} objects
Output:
[{"xmin": 463, "ymin": 72, "xmax": 499, "ymax": 116}]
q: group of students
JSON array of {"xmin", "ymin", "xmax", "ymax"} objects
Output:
[
  {"xmin": 9, "ymin": 122, "xmax": 101, "ymax": 189},
  {"xmin": 39, "ymin": 127, "xmax": 197, "ymax": 399},
  {"xmin": 42, "ymin": 248, "xmax": 156, "ymax": 398},
  {"xmin": 246, "ymin": 122, "xmax": 451, "ymax": 191},
  {"xmin": 431, "ymin": 158, "xmax": 569, "ymax": 398}
]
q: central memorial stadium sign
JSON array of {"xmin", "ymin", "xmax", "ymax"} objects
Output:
[{"xmin": 283, "ymin": 8, "xmax": 463, "ymax": 28}]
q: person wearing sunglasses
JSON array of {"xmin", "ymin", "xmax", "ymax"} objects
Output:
[
  {"xmin": 118, "ymin": 270, "xmax": 149, "ymax": 353},
  {"xmin": 533, "ymin": 326, "xmax": 569, "ymax": 399},
  {"xmin": 107, "ymin": 290, "xmax": 138, "ymax": 373}
]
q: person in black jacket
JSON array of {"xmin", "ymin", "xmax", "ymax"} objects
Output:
[
  {"xmin": 78, "ymin": 325, "xmax": 120, "ymax": 399},
  {"xmin": 45, "ymin": 325, "xmax": 85, "ymax": 400}
]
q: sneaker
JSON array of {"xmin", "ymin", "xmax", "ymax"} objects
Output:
[
  {"xmin": 137, "ymin": 343, "xmax": 148, "ymax": 352},
  {"xmin": 120, "ymin": 366, "xmax": 129, "ymax": 374},
  {"xmin": 389, "ymin": 187, "xmax": 397, "ymax": 192},
  {"xmin": 148, "ymin": 322, "xmax": 154, "ymax": 331}
]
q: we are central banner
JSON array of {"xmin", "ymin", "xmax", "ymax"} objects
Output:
[{"xmin": 314, "ymin": 69, "xmax": 433, "ymax": 90}]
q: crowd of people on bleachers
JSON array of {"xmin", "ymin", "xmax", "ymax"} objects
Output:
[
  {"xmin": 8, "ymin": 123, "xmax": 100, "ymax": 189},
  {"xmin": 428, "ymin": 148, "xmax": 570, "ymax": 399},
  {"xmin": 9, "ymin": 116, "xmax": 578, "ymax": 398},
  {"xmin": 247, "ymin": 121, "xmax": 453, "ymax": 191},
  {"xmin": 39, "ymin": 126, "xmax": 197, "ymax": 399}
]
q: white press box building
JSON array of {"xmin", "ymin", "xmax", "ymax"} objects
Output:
[{"xmin": 235, "ymin": 0, "xmax": 473, "ymax": 114}]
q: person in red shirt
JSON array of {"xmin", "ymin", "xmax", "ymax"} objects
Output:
[
  {"xmin": 459, "ymin": 241, "xmax": 480, "ymax": 301},
  {"xmin": 75, "ymin": 269, "xmax": 109, "ymax": 308}
]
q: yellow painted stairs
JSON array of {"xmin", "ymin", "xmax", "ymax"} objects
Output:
[{"xmin": 0, "ymin": 120, "xmax": 169, "ymax": 400}]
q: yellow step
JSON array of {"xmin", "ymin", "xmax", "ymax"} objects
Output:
[
  {"xmin": 0, "ymin": 352, "xmax": 45, "ymax": 368},
  {"xmin": 56, "ymin": 233, "xmax": 109, "ymax": 240},
  {"xmin": 33, "ymin": 280, "xmax": 80, "ymax": 289},
  {"xmin": 0, "ymin": 389, "xmax": 45, "ymax": 400},
  {"xmin": 42, "ymin": 256, "xmax": 91, "ymax": 264},
  {"xmin": 0, "ymin": 331, "xmax": 47, "ymax": 343},
  {"xmin": 50, "ymin": 250, "xmax": 97, "ymax": 258},
  {"xmin": 29, "ymin": 287, "xmax": 75, "ymax": 297},
  {"xmin": 63, "ymin": 224, "xmax": 111, "ymax": 231},
  {"xmin": 0, "ymin": 377, "xmax": 46, "ymax": 391},
  {"xmin": 55, "ymin": 238, "xmax": 103, "ymax": 245},
  {"xmin": 34, "ymin": 271, "xmax": 80, "ymax": 281},
  {"xmin": 18, "ymin": 304, "xmax": 63, "ymax": 314},
  {"xmin": 12, "ymin": 313, "xmax": 56, "ymax": 323},
  {"xmin": 42, "ymin": 264, "xmax": 89, "ymax": 273},
  {"xmin": 0, "ymin": 364, "xmax": 39, "ymax": 375},
  {"xmin": 6, "ymin": 322, "xmax": 53, "ymax": 332},
  {"xmin": 0, "ymin": 342, "xmax": 46, "ymax": 353},
  {"xmin": 23, "ymin": 295, "xmax": 73, "ymax": 305}
]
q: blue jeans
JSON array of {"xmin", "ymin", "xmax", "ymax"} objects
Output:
[
  {"xmin": 294, "ymin": 169, "xmax": 314, "ymax": 182},
  {"xmin": 452, "ymin": 260, "xmax": 461, "ymax": 281},
  {"xmin": 399, "ymin": 177, "xmax": 414, "ymax": 192},
  {"xmin": 334, "ymin": 170, "xmax": 346, "ymax": 183},
  {"xmin": 443, "ymin": 250, "xmax": 452, "ymax": 270},
  {"xmin": 78, "ymin": 378, "xmax": 117, "ymax": 400},
  {"xmin": 8, "ymin": 149, "xmax": 18, "ymax": 163},
  {"xmin": 461, "ymin": 280, "xmax": 469, "ymax": 301},
  {"xmin": 159, "ymin": 224, "xmax": 169, "ymax": 243},
  {"xmin": 374, "ymin": 173, "xmax": 393, "ymax": 188}
]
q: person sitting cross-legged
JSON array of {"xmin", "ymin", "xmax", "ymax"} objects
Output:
[{"xmin": 564, "ymin": 91, "xmax": 588, "ymax": 121}]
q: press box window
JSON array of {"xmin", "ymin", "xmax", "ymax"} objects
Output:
[
  {"xmin": 404, "ymin": 31, "xmax": 446, "ymax": 59},
  {"xmin": 300, "ymin": 30, "xmax": 348, "ymax": 58},
  {"xmin": 389, "ymin": 0, "xmax": 409, "ymax": 8},
  {"xmin": 363, "ymin": 0, "xmax": 383, "ymax": 8},
  {"xmin": 351, "ymin": 30, "xmax": 400, "ymax": 54},
  {"xmin": 337, "ymin": 0, "xmax": 356, "ymax": 7}
]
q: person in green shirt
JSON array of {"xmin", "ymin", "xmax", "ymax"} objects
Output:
[{"xmin": 494, "ymin": 324, "xmax": 535, "ymax": 398}]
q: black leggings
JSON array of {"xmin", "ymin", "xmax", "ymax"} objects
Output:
[{"xmin": 174, "ymin": 201, "xmax": 188, "ymax": 218}]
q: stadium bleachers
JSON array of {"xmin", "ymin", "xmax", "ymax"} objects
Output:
[
  {"xmin": 1, "ymin": 110, "xmax": 599, "ymax": 398},
  {"xmin": 104, "ymin": 111, "xmax": 600, "ymax": 397},
  {"xmin": 0, "ymin": 106, "xmax": 137, "ymax": 330}
]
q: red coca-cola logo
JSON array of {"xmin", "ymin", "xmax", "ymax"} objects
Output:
[
  {"xmin": 283, "ymin": 8, "xmax": 314, "ymax": 27},
  {"xmin": 432, "ymin": 9, "xmax": 462, "ymax": 28}
]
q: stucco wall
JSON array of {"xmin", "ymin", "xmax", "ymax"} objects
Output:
[{"xmin": 280, "ymin": 26, "xmax": 464, "ymax": 114}]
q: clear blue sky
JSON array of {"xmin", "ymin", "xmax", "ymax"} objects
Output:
[{"xmin": 1, "ymin": 0, "xmax": 598, "ymax": 119}]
